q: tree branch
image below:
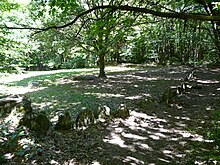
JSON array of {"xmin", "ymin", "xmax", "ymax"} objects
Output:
[{"xmin": 0, "ymin": 5, "xmax": 220, "ymax": 32}]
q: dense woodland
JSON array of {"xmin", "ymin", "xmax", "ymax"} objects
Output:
[
  {"xmin": 0, "ymin": 0, "xmax": 220, "ymax": 164},
  {"xmin": 0, "ymin": 0, "xmax": 220, "ymax": 75}
]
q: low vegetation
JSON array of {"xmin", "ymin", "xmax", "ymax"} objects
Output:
[
  {"xmin": 0, "ymin": 0, "xmax": 220, "ymax": 164},
  {"xmin": 0, "ymin": 65, "xmax": 219, "ymax": 164}
]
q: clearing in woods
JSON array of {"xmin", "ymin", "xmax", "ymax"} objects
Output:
[{"xmin": 0, "ymin": 65, "xmax": 219, "ymax": 164}]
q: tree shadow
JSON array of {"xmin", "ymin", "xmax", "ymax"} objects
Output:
[{"xmin": 1, "ymin": 66, "xmax": 219, "ymax": 164}]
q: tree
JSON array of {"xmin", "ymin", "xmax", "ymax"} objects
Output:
[
  {"xmin": 0, "ymin": 0, "xmax": 29, "ymax": 72},
  {"xmin": 78, "ymin": 0, "xmax": 139, "ymax": 77},
  {"xmin": 1, "ymin": 0, "xmax": 220, "ymax": 74},
  {"xmin": 31, "ymin": 0, "xmax": 220, "ymax": 67}
]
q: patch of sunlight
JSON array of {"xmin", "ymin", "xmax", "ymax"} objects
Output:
[
  {"xmin": 129, "ymin": 111, "xmax": 167, "ymax": 123},
  {"xmin": 3, "ymin": 108, "xmax": 24, "ymax": 131},
  {"xmin": 194, "ymin": 160, "xmax": 208, "ymax": 165},
  {"xmin": 13, "ymin": 0, "xmax": 31, "ymax": 5},
  {"xmin": 91, "ymin": 161, "xmax": 101, "ymax": 165},
  {"xmin": 18, "ymin": 138, "xmax": 34, "ymax": 146},
  {"xmin": 0, "ymin": 85, "xmax": 46, "ymax": 95},
  {"xmin": 206, "ymin": 106, "xmax": 215, "ymax": 111},
  {"xmin": 85, "ymin": 92, "xmax": 124, "ymax": 98},
  {"xmin": 135, "ymin": 142, "xmax": 153, "ymax": 151},
  {"xmin": 143, "ymin": 93, "xmax": 151, "ymax": 97},
  {"xmin": 56, "ymin": 77, "xmax": 77, "ymax": 85},
  {"xmin": 176, "ymin": 130, "xmax": 194, "ymax": 138},
  {"xmin": 123, "ymin": 116, "xmax": 145, "ymax": 131},
  {"xmin": 181, "ymin": 117, "xmax": 191, "ymax": 120},
  {"xmin": 172, "ymin": 129, "xmax": 213, "ymax": 142},
  {"xmin": 163, "ymin": 150, "xmax": 172, "ymax": 154},
  {"xmin": 154, "ymin": 132, "xmax": 166, "ymax": 138},
  {"xmin": 146, "ymin": 77, "xmax": 159, "ymax": 81},
  {"xmin": 170, "ymin": 103, "xmax": 183, "ymax": 109},
  {"xmin": 50, "ymin": 160, "xmax": 59, "ymax": 165},
  {"xmin": 0, "ymin": 69, "xmax": 97, "ymax": 84},
  {"xmin": 33, "ymin": 101, "xmax": 53, "ymax": 109},
  {"xmin": 156, "ymin": 127, "xmax": 206, "ymax": 141},
  {"xmin": 158, "ymin": 158, "xmax": 170, "ymax": 163},
  {"xmin": 175, "ymin": 153, "xmax": 185, "ymax": 158},
  {"xmin": 51, "ymin": 115, "xmax": 59, "ymax": 123},
  {"xmin": 122, "ymin": 132, "xmax": 147, "ymax": 140},
  {"xmin": 195, "ymin": 160, "xmax": 218, "ymax": 165},
  {"xmin": 161, "ymin": 149, "xmax": 185, "ymax": 163},
  {"xmin": 123, "ymin": 156, "xmax": 145, "ymax": 165},
  {"xmin": 4, "ymin": 153, "xmax": 14, "ymax": 160},
  {"xmin": 103, "ymin": 132, "xmax": 128, "ymax": 148},
  {"xmin": 149, "ymin": 135, "xmax": 160, "ymax": 140},
  {"xmin": 125, "ymin": 111, "xmax": 211, "ymax": 143},
  {"xmin": 114, "ymin": 127, "xmax": 125, "ymax": 133},
  {"xmin": 140, "ymin": 143, "xmax": 153, "ymax": 151},
  {"xmin": 197, "ymin": 80, "xmax": 219, "ymax": 84},
  {"xmin": 175, "ymin": 122, "xmax": 186, "ymax": 127},
  {"xmin": 125, "ymin": 95, "xmax": 142, "ymax": 100},
  {"xmin": 191, "ymin": 136, "xmax": 213, "ymax": 142},
  {"xmin": 104, "ymin": 121, "xmax": 136, "ymax": 151},
  {"xmin": 64, "ymin": 159, "xmax": 79, "ymax": 165},
  {"xmin": 139, "ymin": 121, "xmax": 149, "ymax": 128},
  {"xmin": 105, "ymin": 66, "xmax": 138, "ymax": 72}
]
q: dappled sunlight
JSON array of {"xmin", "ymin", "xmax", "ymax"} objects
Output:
[
  {"xmin": 122, "ymin": 132, "xmax": 148, "ymax": 140},
  {"xmin": 56, "ymin": 77, "xmax": 77, "ymax": 85},
  {"xmin": 33, "ymin": 101, "xmax": 54, "ymax": 109},
  {"xmin": 0, "ymin": 69, "xmax": 84, "ymax": 84},
  {"xmin": 206, "ymin": 106, "xmax": 216, "ymax": 111},
  {"xmin": 197, "ymin": 80, "xmax": 219, "ymax": 84},
  {"xmin": 103, "ymin": 109, "xmax": 213, "ymax": 163},
  {"xmin": 107, "ymin": 73, "xmax": 162, "ymax": 82},
  {"xmin": 0, "ymin": 66, "xmax": 136, "ymax": 82},
  {"xmin": 85, "ymin": 92, "xmax": 125, "ymax": 98},
  {"xmin": 134, "ymin": 142, "xmax": 153, "ymax": 151},
  {"xmin": 123, "ymin": 156, "xmax": 145, "ymax": 165},
  {"xmin": 129, "ymin": 111, "xmax": 167, "ymax": 123},
  {"xmin": 4, "ymin": 153, "xmax": 14, "ymax": 160},
  {"xmin": 4, "ymin": 113, "xmax": 20, "ymax": 129},
  {"xmin": 1, "ymin": 66, "xmax": 219, "ymax": 164},
  {"xmin": 0, "ymin": 85, "xmax": 47, "ymax": 95},
  {"xmin": 125, "ymin": 95, "xmax": 143, "ymax": 100},
  {"xmin": 174, "ymin": 116, "xmax": 191, "ymax": 120},
  {"xmin": 103, "ymin": 132, "xmax": 135, "ymax": 150}
]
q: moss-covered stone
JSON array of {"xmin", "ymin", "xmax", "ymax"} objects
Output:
[
  {"xmin": 20, "ymin": 112, "xmax": 51, "ymax": 135},
  {"xmin": 55, "ymin": 111, "xmax": 73, "ymax": 130},
  {"xmin": 16, "ymin": 96, "xmax": 33, "ymax": 113},
  {"xmin": 75, "ymin": 108, "xmax": 94, "ymax": 129},
  {"xmin": 111, "ymin": 104, "xmax": 130, "ymax": 119}
]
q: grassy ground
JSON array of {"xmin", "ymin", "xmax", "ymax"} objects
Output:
[
  {"xmin": 0, "ymin": 66, "xmax": 139, "ymax": 120},
  {"xmin": 0, "ymin": 65, "xmax": 220, "ymax": 164}
]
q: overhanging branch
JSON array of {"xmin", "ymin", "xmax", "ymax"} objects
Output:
[{"xmin": 1, "ymin": 5, "xmax": 220, "ymax": 32}]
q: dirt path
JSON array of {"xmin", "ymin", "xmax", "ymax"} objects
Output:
[{"xmin": 2, "ymin": 66, "xmax": 220, "ymax": 164}]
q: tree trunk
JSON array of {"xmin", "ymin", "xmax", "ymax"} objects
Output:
[
  {"xmin": 98, "ymin": 54, "xmax": 106, "ymax": 77},
  {"xmin": 202, "ymin": 3, "xmax": 220, "ymax": 59}
]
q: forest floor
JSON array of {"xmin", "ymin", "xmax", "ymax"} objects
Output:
[{"xmin": 0, "ymin": 65, "xmax": 220, "ymax": 164}]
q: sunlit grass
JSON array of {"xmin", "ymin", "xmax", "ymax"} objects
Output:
[
  {"xmin": 0, "ymin": 66, "xmax": 139, "ymax": 118},
  {"xmin": 26, "ymin": 85, "xmax": 100, "ymax": 116},
  {"xmin": 0, "ymin": 66, "xmax": 177, "ymax": 120},
  {"xmin": 1, "ymin": 65, "xmax": 220, "ymax": 164}
]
